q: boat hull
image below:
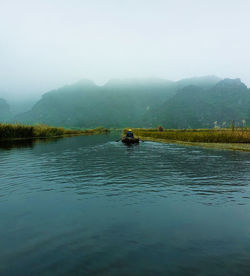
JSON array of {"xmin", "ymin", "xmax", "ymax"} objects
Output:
[{"xmin": 122, "ymin": 137, "xmax": 140, "ymax": 144}]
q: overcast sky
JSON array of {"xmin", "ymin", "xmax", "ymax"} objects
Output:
[{"xmin": 0, "ymin": 0, "xmax": 250, "ymax": 100}]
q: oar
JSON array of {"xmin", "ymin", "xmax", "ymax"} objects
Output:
[
  {"xmin": 116, "ymin": 139, "xmax": 121, "ymax": 142},
  {"xmin": 136, "ymin": 136, "xmax": 144, "ymax": 142}
]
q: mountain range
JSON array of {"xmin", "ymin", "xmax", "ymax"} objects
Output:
[{"xmin": 1, "ymin": 76, "xmax": 249, "ymax": 128}]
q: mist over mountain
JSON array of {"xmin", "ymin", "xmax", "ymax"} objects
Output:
[
  {"xmin": 174, "ymin": 76, "xmax": 221, "ymax": 90},
  {"xmin": 147, "ymin": 78, "xmax": 250, "ymax": 128},
  {"xmin": 10, "ymin": 76, "xmax": 250, "ymax": 128},
  {"xmin": 15, "ymin": 78, "xmax": 175, "ymax": 128},
  {"xmin": 0, "ymin": 99, "xmax": 12, "ymax": 121},
  {"xmin": 9, "ymin": 99, "xmax": 38, "ymax": 115}
]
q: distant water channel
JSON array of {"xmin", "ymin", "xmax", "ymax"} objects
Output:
[{"xmin": 0, "ymin": 134, "xmax": 250, "ymax": 275}]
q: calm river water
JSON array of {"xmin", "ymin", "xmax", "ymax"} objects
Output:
[{"xmin": 0, "ymin": 134, "xmax": 250, "ymax": 275}]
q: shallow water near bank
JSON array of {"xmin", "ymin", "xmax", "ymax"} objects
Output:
[{"xmin": 0, "ymin": 134, "xmax": 250, "ymax": 275}]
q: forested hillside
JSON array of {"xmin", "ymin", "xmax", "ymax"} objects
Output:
[{"xmin": 14, "ymin": 76, "xmax": 250, "ymax": 128}]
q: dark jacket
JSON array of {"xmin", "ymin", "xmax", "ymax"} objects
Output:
[{"xmin": 126, "ymin": 131, "xmax": 134, "ymax": 138}]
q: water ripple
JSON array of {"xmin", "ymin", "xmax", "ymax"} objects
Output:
[{"xmin": 0, "ymin": 136, "xmax": 249, "ymax": 206}]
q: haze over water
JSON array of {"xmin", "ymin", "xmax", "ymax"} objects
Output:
[{"xmin": 0, "ymin": 134, "xmax": 250, "ymax": 275}]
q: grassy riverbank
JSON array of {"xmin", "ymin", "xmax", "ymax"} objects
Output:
[
  {"xmin": 131, "ymin": 128, "xmax": 250, "ymax": 143},
  {"xmin": 0, "ymin": 123, "xmax": 109, "ymax": 140},
  {"xmin": 127, "ymin": 128, "xmax": 250, "ymax": 151}
]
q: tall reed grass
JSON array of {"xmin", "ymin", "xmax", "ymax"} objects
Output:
[
  {"xmin": 129, "ymin": 128, "xmax": 250, "ymax": 143},
  {"xmin": 0, "ymin": 123, "xmax": 110, "ymax": 140}
]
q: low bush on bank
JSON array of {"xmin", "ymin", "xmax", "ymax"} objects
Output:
[{"xmin": 131, "ymin": 128, "xmax": 250, "ymax": 143}]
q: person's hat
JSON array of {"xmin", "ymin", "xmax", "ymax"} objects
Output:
[{"xmin": 128, "ymin": 129, "xmax": 132, "ymax": 131}]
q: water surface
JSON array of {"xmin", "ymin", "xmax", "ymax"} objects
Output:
[{"xmin": 0, "ymin": 134, "xmax": 250, "ymax": 275}]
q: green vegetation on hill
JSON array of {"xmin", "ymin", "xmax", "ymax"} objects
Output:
[
  {"xmin": 2, "ymin": 76, "xmax": 247, "ymax": 129},
  {"xmin": 15, "ymin": 78, "xmax": 176, "ymax": 128},
  {"xmin": 14, "ymin": 76, "xmax": 231, "ymax": 129},
  {"xmin": 145, "ymin": 78, "xmax": 250, "ymax": 128},
  {"xmin": 0, "ymin": 123, "xmax": 109, "ymax": 140}
]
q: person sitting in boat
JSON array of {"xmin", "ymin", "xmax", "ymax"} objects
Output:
[{"xmin": 126, "ymin": 129, "xmax": 134, "ymax": 138}]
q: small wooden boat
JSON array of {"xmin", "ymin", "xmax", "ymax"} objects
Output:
[{"xmin": 122, "ymin": 137, "xmax": 140, "ymax": 144}]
